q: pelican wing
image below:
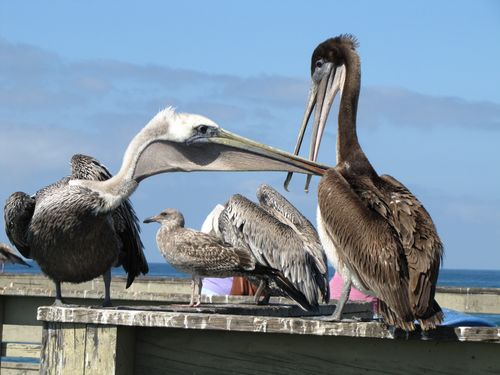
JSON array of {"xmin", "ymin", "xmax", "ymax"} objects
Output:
[
  {"xmin": 318, "ymin": 169, "xmax": 414, "ymax": 320},
  {"xmin": 4, "ymin": 192, "xmax": 35, "ymax": 259},
  {"xmin": 219, "ymin": 194, "xmax": 321, "ymax": 306},
  {"xmin": 70, "ymin": 154, "xmax": 148, "ymax": 287},
  {"xmin": 256, "ymin": 184, "xmax": 329, "ymax": 302},
  {"xmin": 0, "ymin": 243, "xmax": 30, "ymax": 266},
  {"xmin": 378, "ymin": 174, "xmax": 443, "ymax": 316}
]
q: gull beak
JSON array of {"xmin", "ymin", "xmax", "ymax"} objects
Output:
[
  {"xmin": 143, "ymin": 215, "xmax": 160, "ymax": 224},
  {"xmin": 284, "ymin": 63, "xmax": 345, "ymax": 192}
]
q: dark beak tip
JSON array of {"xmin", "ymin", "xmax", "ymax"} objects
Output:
[{"xmin": 283, "ymin": 172, "xmax": 293, "ymax": 192}]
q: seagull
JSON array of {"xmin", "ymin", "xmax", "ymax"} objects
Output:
[{"xmin": 144, "ymin": 208, "xmax": 314, "ymax": 310}]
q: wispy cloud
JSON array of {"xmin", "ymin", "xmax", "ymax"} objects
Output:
[{"xmin": 359, "ymin": 86, "xmax": 500, "ymax": 131}]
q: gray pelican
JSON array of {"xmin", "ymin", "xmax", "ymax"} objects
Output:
[
  {"xmin": 4, "ymin": 108, "xmax": 328, "ymax": 306},
  {"xmin": 219, "ymin": 184, "xmax": 329, "ymax": 309},
  {"xmin": 0, "ymin": 242, "xmax": 31, "ymax": 272},
  {"xmin": 285, "ymin": 35, "xmax": 443, "ymax": 330},
  {"xmin": 144, "ymin": 208, "xmax": 313, "ymax": 310},
  {"xmin": 4, "ymin": 154, "xmax": 147, "ymax": 306}
]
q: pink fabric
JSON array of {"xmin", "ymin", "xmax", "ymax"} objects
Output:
[{"xmin": 330, "ymin": 272, "xmax": 377, "ymax": 302}]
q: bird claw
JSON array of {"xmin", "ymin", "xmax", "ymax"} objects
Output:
[{"xmin": 52, "ymin": 299, "xmax": 66, "ymax": 307}]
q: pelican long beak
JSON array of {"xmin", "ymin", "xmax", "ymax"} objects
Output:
[
  {"xmin": 284, "ymin": 63, "xmax": 345, "ymax": 192},
  {"xmin": 133, "ymin": 128, "xmax": 330, "ymax": 181}
]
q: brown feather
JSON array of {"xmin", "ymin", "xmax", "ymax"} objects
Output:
[{"xmin": 304, "ymin": 35, "xmax": 443, "ymax": 330}]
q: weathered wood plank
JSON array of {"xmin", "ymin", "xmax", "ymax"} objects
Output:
[
  {"xmin": 1, "ymin": 324, "xmax": 42, "ymax": 342},
  {"xmin": 134, "ymin": 327, "xmax": 500, "ymax": 375},
  {"xmin": 436, "ymin": 288, "xmax": 500, "ymax": 314},
  {"xmin": 37, "ymin": 305, "xmax": 500, "ymax": 343},
  {"xmin": 39, "ymin": 322, "xmax": 122, "ymax": 375},
  {"xmin": 0, "ymin": 360, "xmax": 39, "ymax": 374},
  {"xmin": 1, "ymin": 342, "xmax": 41, "ymax": 358},
  {"xmin": 83, "ymin": 324, "xmax": 117, "ymax": 374},
  {"xmin": 39, "ymin": 322, "xmax": 87, "ymax": 374}
]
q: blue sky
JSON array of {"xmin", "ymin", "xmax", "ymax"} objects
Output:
[{"xmin": 0, "ymin": 1, "xmax": 499, "ymax": 269}]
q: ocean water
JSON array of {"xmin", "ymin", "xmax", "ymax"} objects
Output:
[
  {"xmin": 3, "ymin": 262, "xmax": 499, "ymax": 325},
  {"xmin": 8, "ymin": 262, "xmax": 499, "ymax": 286}
]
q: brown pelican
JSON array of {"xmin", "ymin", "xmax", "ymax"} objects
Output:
[
  {"xmin": 0, "ymin": 242, "xmax": 31, "ymax": 272},
  {"xmin": 4, "ymin": 108, "xmax": 328, "ymax": 306},
  {"xmin": 285, "ymin": 35, "xmax": 443, "ymax": 330},
  {"xmin": 144, "ymin": 208, "xmax": 313, "ymax": 310},
  {"xmin": 4, "ymin": 154, "xmax": 147, "ymax": 306},
  {"xmin": 219, "ymin": 184, "xmax": 329, "ymax": 309}
]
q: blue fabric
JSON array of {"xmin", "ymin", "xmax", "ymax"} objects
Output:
[{"xmin": 441, "ymin": 308, "xmax": 496, "ymax": 327}]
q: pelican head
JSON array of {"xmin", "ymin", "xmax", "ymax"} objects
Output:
[
  {"xmin": 130, "ymin": 107, "xmax": 330, "ymax": 182},
  {"xmin": 72, "ymin": 107, "xmax": 329, "ymax": 209},
  {"xmin": 285, "ymin": 35, "xmax": 358, "ymax": 191}
]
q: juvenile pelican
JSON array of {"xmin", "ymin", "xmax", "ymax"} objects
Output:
[
  {"xmin": 219, "ymin": 184, "xmax": 329, "ymax": 309},
  {"xmin": 144, "ymin": 208, "xmax": 313, "ymax": 310},
  {"xmin": 5, "ymin": 154, "xmax": 147, "ymax": 306},
  {"xmin": 285, "ymin": 35, "xmax": 443, "ymax": 330},
  {"xmin": 4, "ymin": 108, "xmax": 328, "ymax": 306},
  {"xmin": 0, "ymin": 242, "xmax": 31, "ymax": 272}
]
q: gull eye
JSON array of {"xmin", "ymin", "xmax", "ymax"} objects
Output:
[{"xmin": 198, "ymin": 125, "xmax": 209, "ymax": 134}]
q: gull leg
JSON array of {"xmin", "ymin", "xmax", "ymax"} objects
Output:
[
  {"xmin": 194, "ymin": 277, "xmax": 203, "ymax": 307},
  {"xmin": 188, "ymin": 277, "xmax": 196, "ymax": 306},
  {"xmin": 102, "ymin": 269, "xmax": 113, "ymax": 307}
]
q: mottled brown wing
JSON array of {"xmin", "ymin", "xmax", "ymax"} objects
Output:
[
  {"xmin": 378, "ymin": 174, "xmax": 443, "ymax": 315},
  {"xmin": 318, "ymin": 169, "xmax": 413, "ymax": 320},
  {"xmin": 171, "ymin": 229, "xmax": 255, "ymax": 275}
]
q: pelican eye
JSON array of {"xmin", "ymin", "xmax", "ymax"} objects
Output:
[
  {"xmin": 198, "ymin": 125, "xmax": 209, "ymax": 134},
  {"xmin": 315, "ymin": 60, "xmax": 324, "ymax": 68}
]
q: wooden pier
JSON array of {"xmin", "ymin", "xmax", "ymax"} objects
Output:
[
  {"xmin": 37, "ymin": 305, "xmax": 499, "ymax": 374},
  {"xmin": 0, "ymin": 274, "xmax": 499, "ymax": 374}
]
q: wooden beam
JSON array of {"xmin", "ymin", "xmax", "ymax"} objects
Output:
[
  {"xmin": 2, "ymin": 274, "xmax": 500, "ymax": 314},
  {"xmin": 37, "ymin": 305, "xmax": 500, "ymax": 375},
  {"xmin": 37, "ymin": 305, "xmax": 500, "ymax": 343},
  {"xmin": 39, "ymin": 322, "xmax": 135, "ymax": 375}
]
